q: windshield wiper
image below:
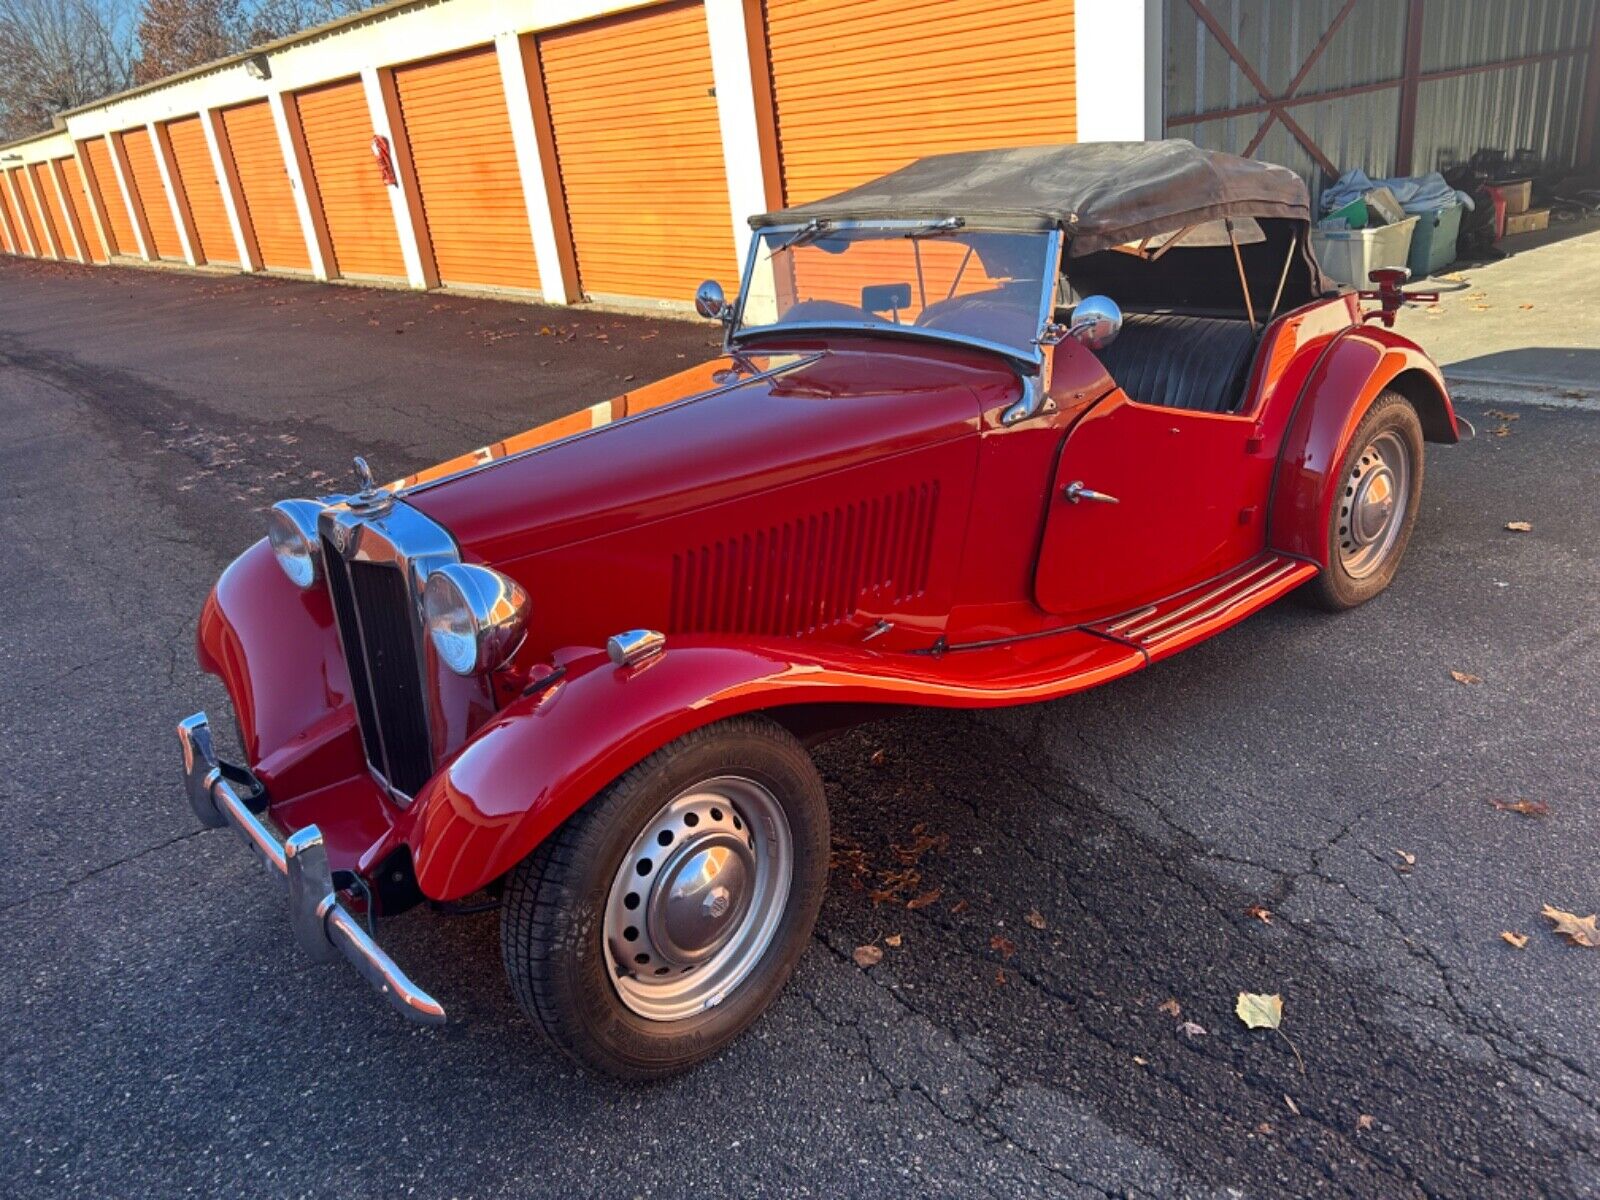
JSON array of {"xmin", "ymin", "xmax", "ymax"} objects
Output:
[
  {"xmin": 905, "ymin": 217, "xmax": 966, "ymax": 240},
  {"xmin": 771, "ymin": 218, "xmax": 833, "ymax": 252}
]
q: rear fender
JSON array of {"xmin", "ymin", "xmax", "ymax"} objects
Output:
[
  {"xmin": 405, "ymin": 632, "xmax": 1141, "ymax": 900},
  {"xmin": 1268, "ymin": 327, "xmax": 1461, "ymax": 566}
]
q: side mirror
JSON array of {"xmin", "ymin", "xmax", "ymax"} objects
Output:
[
  {"xmin": 695, "ymin": 280, "xmax": 728, "ymax": 320},
  {"xmin": 1068, "ymin": 295, "xmax": 1122, "ymax": 350}
]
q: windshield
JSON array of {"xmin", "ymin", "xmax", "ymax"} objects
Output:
[{"xmin": 733, "ymin": 224, "xmax": 1056, "ymax": 359}]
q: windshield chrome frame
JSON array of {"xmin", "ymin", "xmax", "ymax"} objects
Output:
[{"xmin": 729, "ymin": 220, "xmax": 1062, "ymax": 369}]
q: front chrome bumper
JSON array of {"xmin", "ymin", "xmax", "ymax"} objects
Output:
[{"xmin": 177, "ymin": 712, "xmax": 446, "ymax": 1025}]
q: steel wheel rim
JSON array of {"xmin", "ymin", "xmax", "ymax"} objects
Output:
[
  {"xmin": 1337, "ymin": 430, "xmax": 1410, "ymax": 580},
  {"xmin": 603, "ymin": 776, "xmax": 793, "ymax": 1022}
]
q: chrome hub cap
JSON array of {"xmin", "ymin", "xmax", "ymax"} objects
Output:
[
  {"xmin": 1338, "ymin": 431, "xmax": 1410, "ymax": 579},
  {"xmin": 604, "ymin": 776, "xmax": 792, "ymax": 1021}
]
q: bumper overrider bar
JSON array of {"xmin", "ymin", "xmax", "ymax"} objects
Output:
[{"xmin": 177, "ymin": 713, "xmax": 446, "ymax": 1025}]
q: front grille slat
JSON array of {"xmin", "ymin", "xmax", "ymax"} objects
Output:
[{"xmin": 323, "ymin": 534, "xmax": 435, "ymax": 798}]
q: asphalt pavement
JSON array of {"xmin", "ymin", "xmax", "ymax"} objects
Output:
[{"xmin": 2, "ymin": 257, "xmax": 1597, "ymax": 1199}]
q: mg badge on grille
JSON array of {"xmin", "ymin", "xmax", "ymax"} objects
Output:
[{"xmin": 330, "ymin": 523, "xmax": 351, "ymax": 554}]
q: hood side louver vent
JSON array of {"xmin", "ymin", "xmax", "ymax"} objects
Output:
[{"xmin": 671, "ymin": 483, "xmax": 941, "ymax": 637}]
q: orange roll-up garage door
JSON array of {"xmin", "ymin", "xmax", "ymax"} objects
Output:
[
  {"xmin": 60, "ymin": 157, "xmax": 108, "ymax": 262},
  {"xmin": 296, "ymin": 77, "xmax": 405, "ymax": 280},
  {"xmin": 221, "ymin": 100, "xmax": 309, "ymax": 273},
  {"xmin": 395, "ymin": 45, "xmax": 539, "ymax": 293},
  {"xmin": 30, "ymin": 163, "xmax": 73, "ymax": 258},
  {"xmin": 167, "ymin": 116, "xmax": 235, "ymax": 265},
  {"xmin": 12, "ymin": 168, "xmax": 51, "ymax": 257},
  {"xmin": 764, "ymin": 0, "xmax": 1077, "ymax": 205},
  {"xmin": 0, "ymin": 187, "xmax": 15, "ymax": 253},
  {"xmin": 121, "ymin": 127, "xmax": 184, "ymax": 259},
  {"xmin": 0, "ymin": 173, "xmax": 28, "ymax": 254},
  {"xmin": 84, "ymin": 138, "xmax": 133, "ymax": 256},
  {"xmin": 540, "ymin": 0, "xmax": 737, "ymax": 304}
]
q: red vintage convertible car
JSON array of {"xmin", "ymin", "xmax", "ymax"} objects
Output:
[{"xmin": 179, "ymin": 141, "xmax": 1470, "ymax": 1078}]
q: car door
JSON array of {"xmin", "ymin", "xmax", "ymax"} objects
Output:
[{"xmin": 1033, "ymin": 392, "xmax": 1269, "ymax": 622}]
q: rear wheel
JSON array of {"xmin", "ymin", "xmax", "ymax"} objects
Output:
[
  {"xmin": 1303, "ymin": 390, "xmax": 1424, "ymax": 611},
  {"xmin": 501, "ymin": 716, "xmax": 829, "ymax": 1079}
]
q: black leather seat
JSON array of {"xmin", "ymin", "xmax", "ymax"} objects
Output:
[{"xmin": 1091, "ymin": 313, "xmax": 1257, "ymax": 414}]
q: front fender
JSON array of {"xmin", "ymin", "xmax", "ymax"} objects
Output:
[
  {"xmin": 1268, "ymin": 327, "xmax": 1461, "ymax": 566},
  {"xmin": 405, "ymin": 631, "xmax": 1142, "ymax": 900},
  {"xmin": 198, "ymin": 539, "xmax": 366, "ymax": 795}
]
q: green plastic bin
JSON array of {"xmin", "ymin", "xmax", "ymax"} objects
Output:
[{"xmin": 1406, "ymin": 203, "xmax": 1462, "ymax": 278}]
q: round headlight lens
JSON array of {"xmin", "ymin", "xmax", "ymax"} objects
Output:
[
  {"xmin": 424, "ymin": 563, "xmax": 530, "ymax": 676},
  {"xmin": 266, "ymin": 500, "xmax": 324, "ymax": 588}
]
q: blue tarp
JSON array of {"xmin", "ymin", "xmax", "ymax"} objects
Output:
[{"xmin": 1320, "ymin": 169, "xmax": 1474, "ymax": 215}]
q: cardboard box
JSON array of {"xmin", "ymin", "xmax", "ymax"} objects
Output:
[
  {"xmin": 1502, "ymin": 207, "xmax": 1550, "ymax": 236},
  {"xmin": 1498, "ymin": 179, "xmax": 1533, "ymax": 215}
]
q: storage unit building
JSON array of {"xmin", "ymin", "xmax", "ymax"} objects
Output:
[
  {"xmin": 539, "ymin": 0, "xmax": 738, "ymax": 305},
  {"xmin": 295, "ymin": 77, "xmax": 406, "ymax": 281},
  {"xmin": 166, "ymin": 115, "xmax": 236, "ymax": 265},
  {"xmin": 2, "ymin": 0, "xmax": 1593, "ymax": 307},
  {"xmin": 394, "ymin": 45, "xmax": 541, "ymax": 294},
  {"xmin": 220, "ymin": 100, "xmax": 310, "ymax": 273}
]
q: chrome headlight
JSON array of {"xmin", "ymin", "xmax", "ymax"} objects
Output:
[
  {"xmin": 423, "ymin": 563, "xmax": 530, "ymax": 676},
  {"xmin": 267, "ymin": 500, "xmax": 324, "ymax": 588}
]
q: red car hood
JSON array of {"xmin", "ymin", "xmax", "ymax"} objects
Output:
[{"xmin": 400, "ymin": 337, "xmax": 1019, "ymax": 566}]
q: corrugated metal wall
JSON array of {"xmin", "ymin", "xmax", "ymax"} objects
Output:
[
  {"xmin": 1414, "ymin": 0, "xmax": 1597, "ymax": 174},
  {"xmin": 1165, "ymin": 0, "xmax": 1598, "ymax": 204}
]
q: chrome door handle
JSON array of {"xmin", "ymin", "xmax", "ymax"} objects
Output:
[{"xmin": 1063, "ymin": 480, "xmax": 1119, "ymax": 505}]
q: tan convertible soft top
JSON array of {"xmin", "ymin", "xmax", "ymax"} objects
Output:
[{"xmin": 752, "ymin": 140, "xmax": 1313, "ymax": 258}]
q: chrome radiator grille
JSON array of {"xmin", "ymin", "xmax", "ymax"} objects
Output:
[{"xmin": 322, "ymin": 536, "xmax": 434, "ymax": 796}]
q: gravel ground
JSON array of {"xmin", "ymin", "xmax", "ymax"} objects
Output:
[{"xmin": 2, "ymin": 257, "xmax": 1597, "ymax": 1199}]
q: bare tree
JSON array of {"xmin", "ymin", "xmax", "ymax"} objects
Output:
[
  {"xmin": 245, "ymin": 0, "xmax": 370, "ymax": 44},
  {"xmin": 0, "ymin": 0, "xmax": 135, "ymax": 140},
  {"xmin": 132, "ymin": 0, "xmax": 241, "ymax": 83}
]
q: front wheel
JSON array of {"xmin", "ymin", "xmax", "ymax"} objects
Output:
[
  {"xmin": 501, "ymin": 716, "xmax": 829, "ymax": 1079},
  {"xmin": 1302, "ymin": 390, "xmax": 1425, "ymax": 611}
]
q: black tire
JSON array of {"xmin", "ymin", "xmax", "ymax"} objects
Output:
[
  {"xmin": 1302, "ymin": 390, "xmax": 1425, "ymax": 611},
  {"xmin": 501, "ymin": 715, "xmax": 829, "ymax": 1080}
]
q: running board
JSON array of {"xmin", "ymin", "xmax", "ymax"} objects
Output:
[{"xmin": 1090, "ymin": 554, "xmax": 1318, "ymax": 662}]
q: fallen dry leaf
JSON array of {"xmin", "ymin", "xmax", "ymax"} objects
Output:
[
  {"xmin": 1284, "ymin": 1094, "xmax": 1301, "ymax": 1117},
  {"xmin": 1133, "ymin": 1055, "xmax": 1148, "ymax": 1066},
  {"xmin": 1236, "ymin": 992, "xmax": 1283, "ymax": 1030},
  {"xmin": 1246, "ymin": 904, "xmax": 1274, "ymax": 925},
  {"xmin": 1159, "ymin": 998, "xmax": 1182, "ymax": 1018},
  {"xmin": 885, "ymin": 933, "xmax": 903, "ymax": 948},
  {"xmin": 906, "ymin": 889, "xmax": 943, "ymax": 911},
  {"xmin": 990, "ymin": 934, "xmax": 1017, "ymax": 959},
  {"xmin": 1449, "ymin": 670, "xmax": 1483, "ymax": 686},
  {"xmin": 852, "ymin": 944, "xmax": 884, "ymax": 968},
  {"xmin": 1178, "ymin": 1021, "xmax": 1208, "ymax": 1039},
  {"xmin": 1491, "ymin": 798, "xmax": 1549, "ymax": 817},
  {"xmin": 869, "ymin": 748, "xmax": 886, "ymax": 766},
  {"xmin": 1357, "ymin": 1114, "xmax": 1375, "ymax": 1132},
  {"xmin": 1470, "ymin": 304, "xmax": 1491, "ymax": 312},
  {"xmin": 1500, "ymin": 931, "xmax": 1529, "ymax": 949},
  {"xmin": 1237, "ymin": 992, "xmax": 1305, "ymax": 1073},
  {"xmin": 1505, "ymin": 521, "xmax": 1533, "ymax": 532},
  {"xmin": 1396, "ymin": 849, "xmax": 1416, "ymax": 866},
  {"xmin": 1025, "ymin": 909, "xmax": 1047, "ymax": 930},
  {"xmin": 1518, "ymin": 303, "xmax": 1534, "ymax": 310},
  {"xmin": 1256, "ymin": 1123, "xmax": 1274, "ymax": 1136},
  {"xmin": 949, "ymin": 899, "xmax": 969, "ymax": 915},
  {"xmin": 1541, "ymin": 905, "xmax": 1600, "ymax": 948},
  {"xmin": 994, "ymin": 968, "xmax": 1007, "ymax": 986}
]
